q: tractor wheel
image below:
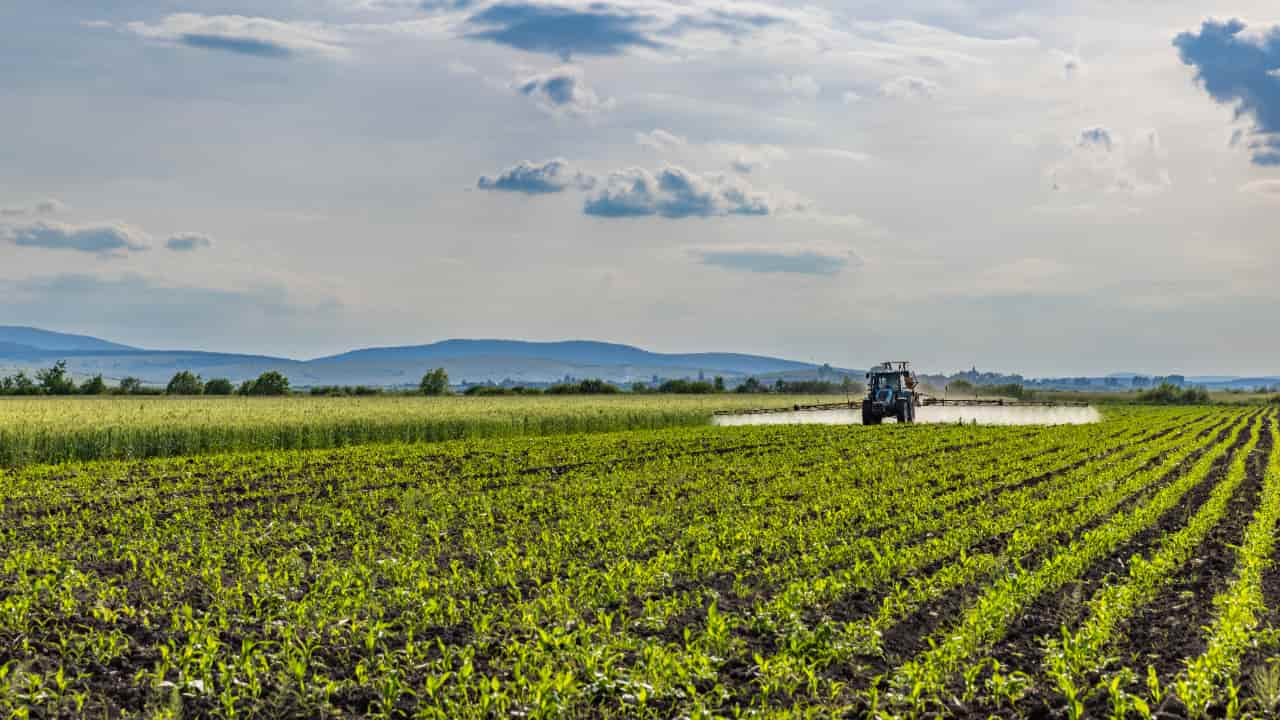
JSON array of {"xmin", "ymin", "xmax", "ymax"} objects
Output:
[
  {"xmin": 861, "ymin": 401, "xmax": 879, "ymax": 425},
  {"xmin": 896, "ymin": 400, "xmax": 909, "ymax": 424}
]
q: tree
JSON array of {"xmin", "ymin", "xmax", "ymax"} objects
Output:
[
  {"xmin": 37, "ymin": 361, "xmax": 77, "ymax": 395},
  {"xmin": 420, "ymin": 368, "xmax": 450, "ymax": 396},
  {"xmin": 736, "ymin": 377, "xmax": 765, "ymax": 394},
  {"xmin": 204, "ymin": 378, "xmax": 234, "ymax": 396},
  {"xmin": 80, "ymin": 374, "xmax": 108, "ymax": 395},
  {"xmin": 713, "ymin": 376, "xmax": 726, "ymax": 392},
  {"xmin": 166, "ymin": 371, "xmax": 205, "ymax": 395},
  {"xmin": 117, "ymin": 377, "xmax": 143, "ymax": 395},
  {"xmin": 240, "ymin": 371, "xmax": 290, "ymax": 396},
  {"xmin": 948, "ymin": 380, "xmax": 976, "ymax": 397}
]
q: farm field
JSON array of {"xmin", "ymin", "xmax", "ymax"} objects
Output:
[
  {"xmin": 3, "ymin": 405, "xmax": 1279, "ymax": 718},
  {"xmin": 0, "ymin": 395, "xmax": 838, "ymax": 468}
]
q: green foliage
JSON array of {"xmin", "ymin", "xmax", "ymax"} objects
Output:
[
  {"xmin": 79, "ymin": 374, "xmax": 108, "ymax": 395},
  {"xmin": 0, "ymin": 406, "xmax": 1259, "ymax": 718},
  {"xmin": 546, "ymin": 378, "xmax": 619, "ymax": 394},
  {"xmin": 117, "ymin": 377, "xmax": 144, "ymax": 394},
  {"xmin": 1137, "ymin": 382, "xmax": 1211, "ymax": 404},
  {"xmin": 203, "ymin": 378, "xmax": 234, "ymax": 396},
  {"xmin": 462, "ymin": 385, "xmax": 541, "ymax": 396},
  {"xmin": 736, "ymin": 376, "xmax": 766, "ymax": 393},
  {"xmin": 36, "ymin": 361, "xmax": 77, "ymax": 395},
  {"xmin": 419, "ymin": 368, "xmax": 450, "ymax": 396},
  {"xmin": 657, "ymin": 378, "xmax": 718, "ymax": 394},
  {"xmin": 308, "ymin": 385, "xmax": 381, "ymax": 396},
  {"xmin": 165, "ymin": 371, "xmax": 205, "ymax": 396},
  {"xmin": 238, "ymin": 371, "xmax": 291, "ymax": 396},
  {"xmin": 0, "ymin": 370, "xmax": 39, "ymax": 395}
]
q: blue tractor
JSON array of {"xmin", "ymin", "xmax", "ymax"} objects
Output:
[{"xmin": 863, "ymin": 361, "xmax": 920, "ymax": 424}]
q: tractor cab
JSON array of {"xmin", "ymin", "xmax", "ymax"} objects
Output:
[{"xmin": 863, "ymin": 361, "xmax": 920, "ymax": 424}]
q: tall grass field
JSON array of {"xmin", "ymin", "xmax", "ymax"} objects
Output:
[{"xmin": 0, "ymin": 394, "xmax": 839, "ymax": 467}]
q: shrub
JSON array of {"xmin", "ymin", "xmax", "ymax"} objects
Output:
[
  {"xmin": 117, "ymin": 377, "xmax": 144, "ymax": 395},
  {"xmin": 166, "ymin": 371, "xmax": 205, "ymax": 395},
  {"xmin": 239, "ymin": 371, "xmax": 291, "ymax": 396},
  {"xmin": 204, "ymin": 378, "xmax": 235, "ymax": 396},
  {"xmin": 420, "ymin": 368, "xmax": 450, "ymax": 396},
  {"xmin": 1137, "ymin": 382, "xmax": 1211, "ymax": 405},
  {"xmin": 547, "ymin": 379, "xmax": 619, "ymax": 395},
  {"xmin": 80, "ymin": 375, "xmax": 108, "ymax": 395},
  {"xmin": 736, "ymin": 377, "xmax": 767, "ymax": 394},
  {"xmin": 37, "ymin": 361, "xmax": 77, "ymax": 395},
  {"xmin": 658, "ymin": 379, "xmax": 717, "ymax": 394}
]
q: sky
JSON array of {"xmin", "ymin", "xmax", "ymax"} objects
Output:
[{"xmin": 1, "ymin": 1, "xmax": 1278, "ymax": 376}]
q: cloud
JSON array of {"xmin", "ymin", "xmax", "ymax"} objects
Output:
[
  {"xmin": 1, "ymin": 198, "xmax": 65, "ymax": 217},
  {"xmin": 477, "ymin": 159, "xmax": 593, "ymax": 193},
  {"xmin": 1078, "ymin": 126, "xmax": 1114, "ymax": 151},
  {"xmin": 880, "ymin": 75, "xmax": 938, "ymax": 100},
  {"xmin": 1240, "ymin": 179, "xmax": 1280, "ymax": 199},
  {"xmin": 123, "ymin": 14, "xmax": 347, "ymax": 59},
  {"xmin": 166, "ymin": 233, "xmax": 215, "ymax": 252},
  {"xmin": 762, "ymin": 73, "xmax": 821, "ymax": 99},
  {"xmin": 1049, "ymin": 128, "xmax": 1171, "ymax": 196},
  {"xmin": 514, "ymin": 66, "xmax": 613, "ymax": 116},
  {"xmin": 1174, "ymin": 19, "xmax": 1280, "ymax": 166},
  {"xmin": 635, "ymin": 129, "xmax": 687, "ymax": 152},
  {"xmin": 466, "ymin": 3, "xmax": 663, "ymax": 58},
  {"xmin": 712, "ymin": 143, "xmax": 787, "ymax": 174},
  {"xmin": 3, "ymin": 220, "xmax": 150, "ymax": 255},
  {"xmin": 584, "ymin": 166, "xmax": 784, "ymax": 218},
  {"xmin": 692, "ymin": 246, "xmax": 854, "ymax": 275}
]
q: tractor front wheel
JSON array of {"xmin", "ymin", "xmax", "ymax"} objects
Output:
[{"xmin": 896, "ymin": 400, "xmax": 910, "ymax": 424}]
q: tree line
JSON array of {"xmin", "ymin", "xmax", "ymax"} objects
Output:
[{"xmin": 1, "ymin": 363, "xmax": 867, "ymax": 398}]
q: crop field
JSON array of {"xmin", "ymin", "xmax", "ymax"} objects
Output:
[
  {"xmin": 0, "ymin": 395, "xmax": 837, "ymax": 468},
  {"xmin": 4, "ymin": 405, "xmax": 1280, "ymax": 718}
]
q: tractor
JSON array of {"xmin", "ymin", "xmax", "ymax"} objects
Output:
[{"xmin": 863, "ymin": 361, "xmax": 919, "ymax": 424}]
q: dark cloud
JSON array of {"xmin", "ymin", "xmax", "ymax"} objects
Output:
[
  {"xmin": 477, "ymin": 159, "xmax": 593, "ymax": 194},
  {"xmin": 4, "ymin": 220, "xmax": 149, "ymax": 254},
  {"xmin": 1174, "ymin": 19, "xmax": 1280, "ymax": 166},
  {"xmin": 466, "ymin": 3, "xmax": 662, "ymax": 58},
  {"xmin": 1078, "ymin": 126, "xmax": 1114, "ymax": 151},
  {"xmin": 584, "ymin": 167, "xmax": 774, "ymax": 219},
  {"xmin": 694, "ymin": 249, "xmax": 850, "ymax": 275},
  {"xmin": 180, "ymin": 33, "xmax": 293, "ymax": 58},
  {"xmin": 516, "ymin": 67, "xmax": 610, "ymax": 115},
  {"xmin": 166, "ymin": 232, "xmax": 214, "ymax": 252}
]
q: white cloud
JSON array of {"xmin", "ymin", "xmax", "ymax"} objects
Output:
[
  {"xmin": 879, "ymin": 75, "xmax": 938, "ymax": 100},
  {"xmin": 584, "ymin": 166, "xmax": 800, "ymax": 219},
  {"xmin": 1240, "ymin": 179, "xmax": 1280, "ymax": 199},
  {"xmin": 635, "ymin": 129, "xmax": 687, "ymax": 152},
  {"xmin": 1, "ymin": 197, "xmax": 65, "ymax": 217},
  {"xmin": 1048, "ymin": 128, "xmax": 1172, "ymax": 197},
  {"xmin": 762, "ymin": 73, "xmax": 821, "ymax": 99}
]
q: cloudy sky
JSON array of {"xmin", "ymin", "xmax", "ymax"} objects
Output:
[{"xmin": 2, "ymin": 1, "xmax": 1278, "ymax": 375}]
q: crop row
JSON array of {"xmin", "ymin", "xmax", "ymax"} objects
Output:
[{"xmin": 3, "ymin": 406, "xmax": 1272, "ymax": 718}]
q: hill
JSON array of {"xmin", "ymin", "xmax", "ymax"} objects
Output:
[{"xmin": 0, "ymin": 328, "xmax": 854, "ymax": 387}]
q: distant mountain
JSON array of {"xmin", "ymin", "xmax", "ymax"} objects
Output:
[
  {"xmin": 313, "ymin": 339, "xmax": 817, "ymax": 375},
  {"xmin": 0, "ymin": 328, "xmax": 854, "ymax": 387},
  {"xmin": 0, "ymin": 326, "xmax": 137, "ymax": 352}
]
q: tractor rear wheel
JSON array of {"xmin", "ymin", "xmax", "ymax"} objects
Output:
[
  {"xmin": 861, "ymin": 401, "xmax": 879, "ymax": 425},
  {"xmin": 896, "ymin": 400, "xmax": 910, "ymax": 423}
]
